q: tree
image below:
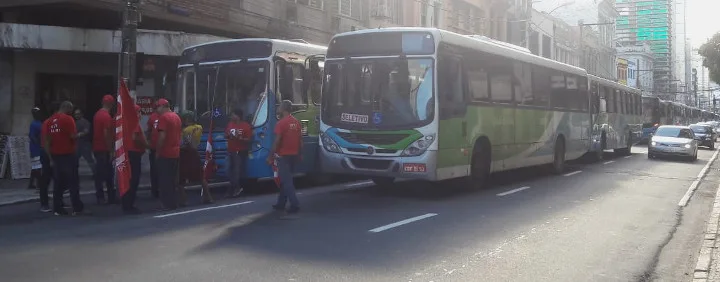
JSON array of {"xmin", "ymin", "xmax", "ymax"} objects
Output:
[{"xmin": 699, "ymin": 32, "xmax": 720, "ymax": 85}]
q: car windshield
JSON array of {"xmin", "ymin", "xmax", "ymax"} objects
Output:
[
  {"xmin": 690, "ymin": 125, "xmax": 710, "ymax": 133},
  {"xmin": 655, "ymin": 127, "xmax": 693, "ymax": 138},
  {"xmin": 321, "ymin": 58, "xmax": 434, "ymax": 130}
]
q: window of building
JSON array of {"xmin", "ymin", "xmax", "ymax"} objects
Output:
[
  {"xmin": 291, "ymin": 0, "xmax": 324, "ymax": 10},
  {"xmin": 339, "ymin": 0, "xmax": 353, "ymax": 17}
]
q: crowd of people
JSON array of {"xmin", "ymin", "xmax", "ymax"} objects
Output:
[{"xmin": 26, "ymin": 96, "xmax": 304, "ymax": 216}]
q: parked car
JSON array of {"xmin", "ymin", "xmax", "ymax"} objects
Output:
[
  {"xmin": 648, "ymin": 125, "xmax": 698, "ymax": 161},
  {"xmin": 690, "ymin": 124, "xmax": 717, "ymax": 149}
]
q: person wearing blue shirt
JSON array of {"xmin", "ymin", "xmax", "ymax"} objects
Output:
[{"xmin": 29, "ymin": 107, "xmax": 52, "ymax": 212}]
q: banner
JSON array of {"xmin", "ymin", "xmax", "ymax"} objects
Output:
[{"xmin": 115, "ymin": 79, "xmax": 139, "ymax": 196}]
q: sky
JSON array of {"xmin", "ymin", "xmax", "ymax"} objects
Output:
[{"xmin": 686, "ymin": 0, "xmax": 720, "ymax": 47}]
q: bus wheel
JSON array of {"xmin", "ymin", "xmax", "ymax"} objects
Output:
[
  {"xmin": 371, "ymin": 177, "xmax": 395, "ymax": 187},
  {"xmin": 470, "ymin": 151, "xmax": 490, "ymax": 190},
  {"xmin": 552, "ymin": 138, "xmax": 566, "ymax": 174}
]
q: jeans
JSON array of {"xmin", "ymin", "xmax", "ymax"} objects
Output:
[
  {"xmin": 149, "ymin": 150, "xmax": 159, "ymax": 198},
  {"xmin": 52, "ymin": 154, "xmax": 83, "ymax": 212},
  {"xmin": 228, "ymin": 151, "xmax": 248, "ymax": 190},
  {"xmin": 122, "ymin": 151, "xmax": 143, "ymax": 210},
  {"xmin": 94, "ymin": 151, "xmax": 116, "ymax": 202},
  {"xmin": 39, "ymin": 151, "xmax": 52, "ymax": 208},
  {"xmin": 274, "ymin": 155, "xmax": 300, "ymax": 209},
  {"xmin": 76, "ymin": 142, "xmax": 96, "ymax": 176},
  {"xmin": 157, "ymin": 157, "xmax": 179, "ymax": 209}
]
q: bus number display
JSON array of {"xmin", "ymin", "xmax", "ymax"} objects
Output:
[{"xmin": 341, "ymin": 113, "xmax": 369, "ymax": 124}]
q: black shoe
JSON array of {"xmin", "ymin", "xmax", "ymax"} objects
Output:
[
  {"xmin": 72, "ymin": 210, "xmax": 92, "ymax": 216},
  {"xmin": 40, "ymin": 206, "xmax": 51, "ymax": 213},
  {"xmin": 123, "ymin": 207, "xmax": 141, "ymax": 215},
  {"xmin": 286, "ymin": 207, "xmax": 300, "ymax": 214},
  {"xmin": 272, "ymin": 205, "xmax": 285, "ymax": 211}
]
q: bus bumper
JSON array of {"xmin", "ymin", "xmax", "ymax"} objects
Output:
[{"xmin": 320, "ymin": 149, "xmax": 439, "ymax": 181}]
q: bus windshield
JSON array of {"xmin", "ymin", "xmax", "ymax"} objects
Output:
[
  {"xmin": 321, "ymin": 58, "xmax": 434, "ymax": 130},
  {"xmin": 179, "ymin": 61, "xmax": 269, "ymax": 130}
]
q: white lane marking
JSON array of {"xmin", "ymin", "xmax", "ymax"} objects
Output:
[
  {"xmin": 369, "ymin": 213, "xmax": 438, "ymax": 233},
  {"xmin": 603, "ymin": 160, "xmax": 615, "ymax": 165},
  {"xmin": 624, "ymin": 155, "xmax": 632, "ymax": 159},
  {"xmin": 563, "ymin": 170, "xmax": 582, "ymax": 177},
  {"xmin": 496, "ymin": 186, "xmax": 531, "ymax": 197},
  {"xmin": 346, "ymin": 181, "xmax": 374, "ymax": 188},
  {"xmin": 679, "ymin": 148, "xmax": 720, "ymax": 206},
  {"xmin": 154, "ymin": 201, "xmax": 254, "ymax": 218}
]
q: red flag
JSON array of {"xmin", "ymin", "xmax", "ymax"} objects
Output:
[{"xmin": 115, "ymin": 79, "xmax": 139, "ymax": 197}]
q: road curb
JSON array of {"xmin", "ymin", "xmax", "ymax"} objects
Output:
[
  {"xmin": 693, "ymin": 183, "xmax": 720, "ymax": 281},
  {"xmin": 0, "ymin": 181, "xmax": 231, "ymax": 207}
]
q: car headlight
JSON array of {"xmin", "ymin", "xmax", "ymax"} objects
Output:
[
  {"xmin": 320, "ymin": 132, "xmax": 341, "ymax": 153},
  {"xmin": 684, "ymin": 144, "xmax": 691, "ymax": 149},
  {"xmin": 651, "ymin": 141, "xmax": 657, "ymax": 146},
  {"xmin": 401, "ymin": 134, "xmax": 436, "ymax": 156}
]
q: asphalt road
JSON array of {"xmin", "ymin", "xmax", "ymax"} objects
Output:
[{"xmin": 0, "ymin": 144, "xmax": 718, "ymax": 282}]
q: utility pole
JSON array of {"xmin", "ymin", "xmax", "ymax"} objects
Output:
[{"xmin": 120, "ymin": 0, "xmax": 140, "ymax": 98}]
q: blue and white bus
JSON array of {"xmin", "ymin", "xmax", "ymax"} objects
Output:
[{"xmin": 176, "ymin": 38, "xmax": 327, "ymax": 185}]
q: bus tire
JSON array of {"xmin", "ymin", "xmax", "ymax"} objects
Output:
[
  {"xmin": 371, "ymin": 177, "xmax": 395, "ymax": 187},
  {"xmin": 552, "ymin": 137, "xmax": 566, "ymax": 174},
  {"xmin": 469, "ymin": 139, "xmax": 491, "ymax": 190}
]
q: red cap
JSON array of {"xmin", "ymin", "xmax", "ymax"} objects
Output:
[
  {"xmin": 102, "ymin": 95, "xmax": 115, "ymax": 104},
  {"xmin": 156, "ymin": 98, "xmax": 169, "ymax": 107},
  {"xmin": 134, "ymin": 104, "xmax": 141, "ymax": 111}
]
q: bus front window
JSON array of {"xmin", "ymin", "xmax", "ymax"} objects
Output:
[
  {"xmin": 322, "ymin": 58, "xmax": 434, "ymax": 130},
  {"xmin": 180, "ymin": 61, "xmax": 269, "ymax": 130}
]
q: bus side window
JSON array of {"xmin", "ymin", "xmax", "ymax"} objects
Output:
[
  {"xmin": 438, "ymin": 55, "xmax": 465, "ymax": 119},
  {"xmin": 276, "ymin": 61, "xmax": 307, "ymax": 112}
]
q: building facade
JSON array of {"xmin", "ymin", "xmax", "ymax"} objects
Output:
[
  {"xmin": 617, "ymin": 44, "xmax": 655, "ymax": 95},
  {"xmin": 616, "ymin": 0, "xmax": 674, "ymax": 96}
]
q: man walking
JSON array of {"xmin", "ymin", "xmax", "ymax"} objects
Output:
[
  {"xmin": 225, "ymin": 108, "xmax": 252, "ymax": 198},
  {"xmin": 74, "ymin": 108, "xmax": 96, "ymax": 176},
  {"xmin": 30, "ymin": 107, "xmax": 52, "ymax": 212},
  {"xmin": 155, "ymin": 98, "xmax": 182, "ymax": 210},
  {"xmin": 44, "ymin": 101, "xmax": 84, "ymax": 216},
  {"xmin": 93, "ymin": 95, "xmax": 116, "ymax": 204},
  {"xmin": 147, "ymin": 102, "xmax": 160, "ymax": 198},
  {"xmin": 123, "ymin": 104, "xmax": 147, "ymax": 214},
  {"xmin": 268, "ymin": 100, "xmax": 302, "ymax": 214}
]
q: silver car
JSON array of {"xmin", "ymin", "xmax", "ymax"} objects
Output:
[{"xmin": 648, "ymin": 125, "xmax": 698, "ymax": 161}]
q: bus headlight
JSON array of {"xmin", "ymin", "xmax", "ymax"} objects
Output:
[
  {"xmin": 402, "ymin": 134, "xmax": 436, "ymax": 157},
  {"xmin": 320, "ymin": 132, "xmax": 341, "ymax": 153}
]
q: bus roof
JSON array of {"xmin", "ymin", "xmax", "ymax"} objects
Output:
[
  {"xmin": 182, "ymin": 38, "xmax": 327, "ymax": 53},
  {"xmin": 329, "ymin": 27, "xmax": 586, "ymax": 76},
  {"xmin": 587, "ymin": 74, "xmax": 641, "ymax": 94}
]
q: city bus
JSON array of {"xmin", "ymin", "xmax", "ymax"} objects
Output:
[
  {"xmin": 640, "ymin": 96, "xmax": 661, "ymax": 143},
  {"xmin": 318, "ymin": 27, "xmax": 591, "ymax": 188},
  {"xmin": 586, "ymin": 75, "xmax": 642, "ymax": 159},
  {"xmin": 176, "ymin": 38, "xmax": 327, "ymax": 184}
]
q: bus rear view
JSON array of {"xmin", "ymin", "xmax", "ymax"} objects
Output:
[{"xmin": 319, "ymin": 30, "xmax": 438, "ymax": 185}]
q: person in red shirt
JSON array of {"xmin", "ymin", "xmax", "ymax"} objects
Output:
[
  {"xmin": 225, "ymin": 108, "xmax": 253, "ymax": 198},
  {"xmin": 268, "ymin": 100, "xmax": 303, "ymax": 214},
  {"xmin": 92, "ymin": 94, "xmax": 117, "ymax": 204},
  {"xmin": 43, "ymin": 101, "xmax": 84, "ymax": 216},
  {"xmin": 155, "ymin": 98, "xmax": 183, "ymax": 210},
  {"xmin": 122, "ymin": 104, "xmax": 148, "ymax": 214},
  {"xmin": 146, "ymin": 101, "xmax": 161, "ymax": 198}
]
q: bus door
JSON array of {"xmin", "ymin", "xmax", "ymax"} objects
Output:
[
  {"xmin": 437, "ymin": 53, "xmax": 470, "ymax": 177},
  {"xmin": 303, "ymin": 55, "xmax": 325, "ymax": 173},
  {"xmin": 274, "ymin": 56, "xmax": 314, "ymax": 174}
]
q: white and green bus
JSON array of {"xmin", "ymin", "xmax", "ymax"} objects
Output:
[
  {"xmin": 318, "ymin": 28, "xmax": 591, "ymax": 188},
  {"xmin": 587, "ymin": 75, "xmax": 643, "ymax": 159}
]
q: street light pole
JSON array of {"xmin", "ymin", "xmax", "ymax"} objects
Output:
[{"xmin": 120, "ymin": 0, "xmax": 140, "ymax": 98}]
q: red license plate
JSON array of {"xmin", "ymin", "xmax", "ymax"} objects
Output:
[{"xmin": 403, "ymin": 163, "xmax": 427, "ymax": 173}]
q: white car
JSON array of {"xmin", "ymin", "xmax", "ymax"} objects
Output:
[{"xmin": 648, "ymin": 125, "xmax": 698, "ymax": 161}]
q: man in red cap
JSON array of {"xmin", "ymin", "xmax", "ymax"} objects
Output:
[
  {"xmin": 155, "ymin": 98, "xmax": 182, "ymax": 210},
  {"xmin": 123, "ymin": 104, "xmax": 148, "ymax": 214},
  {"xmin": 93, "ymin": 94, "xmax": 117, "ymax": 204},
  {"xmin": 146, "ymin": 99, "xmax": 161, "ymax": 198}
]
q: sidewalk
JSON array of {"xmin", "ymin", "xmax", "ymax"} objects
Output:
[
  {"xmin": 0, "ymin": 174, "xmax": 151, "ymax": 206},
  {"xmin": 696, "ymin": 183, "xmax": 720, "ymax": 281}
]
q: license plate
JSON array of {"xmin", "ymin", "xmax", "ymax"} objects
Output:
[{"xmin": 403, "ymin": 163, "xmax": 427, "ymax": 173}]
